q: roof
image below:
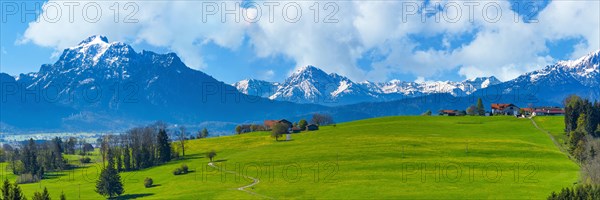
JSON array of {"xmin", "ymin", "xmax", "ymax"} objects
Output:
[
  {"xmin": 278, "ymin": 119, "xmax": 292, "ymax": 124},
  {"xmin": 534, "ymin": 108, "xmax": 565, "ymax": 114},
  {"xmin": 264, "ymin": 120, "xmax": 278, "ymax": 127},
  {"xmin": 522, "ymin": 108, "xmax": 533, "ymax": 112},
  {"xmin": 491, "ymin": 103, "xmax": 518, "ymax": 110},
  {"xmin": 265, "ymin": 119, "xmax": 293, "ymax": 127},
  {"xmin": 439, "ymin": 110, "xmax": 457, "ymax": 114}
]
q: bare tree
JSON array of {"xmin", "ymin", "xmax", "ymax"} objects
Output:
[
  {"xmin": 179, "ymin": 126, "xmax": 186, "ymax": 158},
  {"xmin": 311, "ymin": 114, "xmax": 334, "ymax": 126}
]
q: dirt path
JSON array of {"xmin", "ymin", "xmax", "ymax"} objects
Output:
[
  {"xmin": 208, "ymin": 162, "xmax": 274, "ymax": 199},
  {"xmin": 528, "ymin": 117, "xmax": 574, "ymax": 161}
]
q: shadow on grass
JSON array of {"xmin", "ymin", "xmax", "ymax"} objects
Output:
[
  {"xmin": 113, "ymin": 193, "xmax": 154, "ymax": 199},
  {"xmin": 212, "ymin": 159, "xmax": 228, "ymax": 163},
  {"xmin": 180, "ymin": 153, "xmax": 204, "ymax": 160},
  {"xmin": 147, "ymin": 184, "xmax": 162, "ymax": 188}
]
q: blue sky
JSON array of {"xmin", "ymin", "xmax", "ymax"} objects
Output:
[{"xmin": 1, "ymin": 0, "xmax": 598, "ymax": 84}]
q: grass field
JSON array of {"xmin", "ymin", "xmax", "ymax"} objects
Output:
[
  {"xmin": 534, "ymin": 116, "xmax": 569, "ymax": 147},
  {"xmin": 1, "ymin": 116, "xmax": 579, "ymax": 199}
]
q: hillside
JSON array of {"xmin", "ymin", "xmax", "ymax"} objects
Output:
[{"xmin": 0, "ymin": 116, "xmax": 578, "ymax": 199}]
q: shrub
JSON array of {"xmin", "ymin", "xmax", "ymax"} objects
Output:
[
  {"xmin": 79, "ymin": 157, "xmax": 92, "ymax": 164},
  {"xmin": 181, "ymin": 164, "xmax": 189, "ymax": 173},
  {"xmin": 144, "ymin": 177, "xmax": 153, "ymax": 188},
  {"xmin": 173, "ymin": 164, "xmax": 189, "ymax": 175},
  {"xmin": 172, "ymin": 168, "xmax": 182, "ymax": 175}
]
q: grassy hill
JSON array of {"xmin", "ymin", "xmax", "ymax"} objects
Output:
[{"xmin": 0, "ymin": 116, "xmax": 579, "ymax": 199}]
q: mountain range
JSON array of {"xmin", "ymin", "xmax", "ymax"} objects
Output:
[
  {"xmin": 234, "ymin": 65, "xmax": 502, "ymax": 105},
  {"xmin": 1, "ymin": 35, "xmax": 599, "ymax": 133}
]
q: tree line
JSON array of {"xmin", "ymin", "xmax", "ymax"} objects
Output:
[
  {"xmin": 548, "ymin": 95, "xmax": 600, "ymax": 198},
  {"xmin": 2, "ymin": 137, "xmax": 75, "ymax": 183}
]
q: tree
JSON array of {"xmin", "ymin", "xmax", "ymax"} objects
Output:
[
  {"xmin": 157, "ymin": 128, "xmax": 171, "ymax": 163},
  {"xmin": 65, "ymin": 137, "xmax": 76, "ymax": 155},
  {"xmin": 2, "ymin": 179, "xmax": 12, "ymax": 200},
  {"xmin": 235, "ymin": 125, "xmax": 242, "ymax": 135},
  {"xmin": 82, "ymin": 143, "xmax": 94, "ymax": 154},
  {"xmin": 123, "ymin": 146, "xmax": 131, "ymax": 171},
  {"xmin": 200, "ymin": 128, "xmax": 209, "ymax": 139},
  {"xmin": 207, "ymin": 150, "xmax": 217, "ymax": 162},
  {"xmin": 422, "ymin": 110, "xmax": 432, "ymax": 116},
  {"xmin": 271, "ymin": 123, "xmax": 288, "ymax": 141},
  {"xmin": 22, "ymin": 138, "xmax": 40, "ymax": 176},
  {"xmin": 476, "ymin": 98, "xmax": 485, "ymax": 116},
  {"xmin": 95, "ymin": 149, "xmax": 124, "ymax": 198},
  {"xmin": 178, "ymin": 126, "xmax": 186, "ymax": 158},
  {"xmin": 298, "ymin": 119, "xmax": 308, "ymax": 130},
  {"xmin": 32, "ymin": 187, "xmax": 51, "ymax": 200},
  {"xmin": 10, "ymin": 182, "xmax": 25, "ymax": 200},
  {"xmin": 311, "ymin": 114, "xmax": 334, "ymax": 126},
  {"xmin": 466, "ymin": 105, "xmax": 477, "ymax": 116}
]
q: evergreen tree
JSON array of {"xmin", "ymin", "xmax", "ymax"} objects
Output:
[
  {"xmin": 22, "ymin": 138, "xmax": 40, "ymax": 176},
  {"xmin": 10, "ymin": 182, "xmax": 25, "ymax": 200},
  {"xmin": 32, "ymin": 187, "xmax": 50, "ymax": 200},
  {"xmin": 2, "ymin": 179, "xmax": 12, "ymax": 200},
  {"xmin": 476, "ymin": 98, "xmax": 485, "ymax": 116},
  {"xmin": 95, "ymin": 149, "xmax": 124, "ymax": 198},
  {"xmin": 123, "ymin": 146, "xmax": 131, "ymax": 171},
  {"xmin": 157, "ymin": 129, "xmax": 171, "ymax": 163}
]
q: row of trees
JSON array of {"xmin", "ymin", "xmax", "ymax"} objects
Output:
[
  {"xmin": 97, "ymin": 123, "xmax": 175, "ymax": 172},
  {"xmin": 467, "ymin": 98, "xmax": 486, "ymax": 116},
  {"xmin": 1, "ymin": 179, "xmax": 64, "ymax": 200},
  {"xmin": 3, "ymin": 138, "xmax": 75, "ymax": 183},
  {"xmin": 548, "ymin": 184, "xmax": 600, "ymax": 200},
  {"xmin": 564, "ymin": 95, "xmax": 600, "ymax": 136},
  {"xmin": 548, "ymin": 95, "xmax": 600, "ymax": 198}
]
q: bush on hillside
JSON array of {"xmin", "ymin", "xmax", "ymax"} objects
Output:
[
  {"xmin": 144, "ymin": 177, "xmax": 153, "ymax": 188},
  {"xmin": 173, "ymin": 164, "xmax": 189, "ymax": 175}
]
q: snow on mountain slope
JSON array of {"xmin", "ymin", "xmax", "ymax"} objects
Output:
[
  {"xmin": 233, "ymin": 79, "xmax": 279, "ymax": 98},
  {"xmin": 234, "ymin": 66, "xmax": 501, "ymax": 105}
]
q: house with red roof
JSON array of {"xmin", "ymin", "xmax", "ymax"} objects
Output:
[{"xmin": 491, "ymin": 103, "xmax": 520, "ymax": 115}]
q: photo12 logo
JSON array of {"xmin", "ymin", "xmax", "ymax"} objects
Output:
[
  {"xmin": 200, "ymin": 1, "xmax": 339, "ymax": 23},
  {"xmin": 1, "ymin": 1, "xmax": 139, "ymax": 23}
]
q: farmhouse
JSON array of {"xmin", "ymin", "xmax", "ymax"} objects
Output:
[
  {"xmin": 491, "ymin": 103, "xmax": 519, "ymax": 115},
  {"xmin": 264, "ymin": 119, "xmax": 293, "ymax": 130},
  {"xmin": 532, "ymin": 107, "xmax": 565, "ymax": 116},
  {"xmin": 439, "ymin": 110, "xmax": 458, "ymax": 116},
  {"xmin": 306, "ymin": 124, "xmax": 319, "ymax": 131},
  {"xmin": 291, "ymin": 126, "xmax": 302, "ymax": 133}
]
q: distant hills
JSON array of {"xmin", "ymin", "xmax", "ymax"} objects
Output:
[{"xmin": 1, "ymin": 35, "xmax": 598, "ymax": 133}]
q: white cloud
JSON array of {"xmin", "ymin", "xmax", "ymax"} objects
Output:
[
  {"xmin": 19, "ymin": 0, "xmax": 600, "ymax": 82},
  {"xmin": 261, "ymin": 69, "xmax": 275, "ymax": 80}
]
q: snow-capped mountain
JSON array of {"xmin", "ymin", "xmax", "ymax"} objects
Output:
[
  {"xmin": 269, "ymin": 66, "xmax": 376, "ymax": 104},
  {"xmin": 232, "ymin": 79, "xmax": 279, "ymax": 98},
  {"xmin": 0, "ymin": 35, "xmax": 327, "ymax": 131},
  {"xmin": 358, "ymin": 76, "xmax": 500, "ymax": 97},
  {"xmin": 489, "ymin": 50, "xmax": 600, "ymax": 103},
  {"xmin": 234, "ymin": 65, "xmax": 501, "ymax": 105}
]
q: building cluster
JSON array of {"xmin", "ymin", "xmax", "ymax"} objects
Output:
[{"xmin": 439, "ymin": 103, "xmax": 565, "ymax": 117}]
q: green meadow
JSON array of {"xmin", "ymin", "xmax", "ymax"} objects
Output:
[{"xmin": 1, "ymin": 116, "xmax": 579, "ymax": 199}]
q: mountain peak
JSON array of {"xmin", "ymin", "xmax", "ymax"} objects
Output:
[
  {"xmin": 79, "ymin": 35, "xmax": 109, "ymax": 45},
  {"xmin": 556, "ymin": 49, "xmax": 600, "ymax": 69},
  {"xmin": 294, "ymin": 65, "xmax": 325, "ymax": 75}
]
